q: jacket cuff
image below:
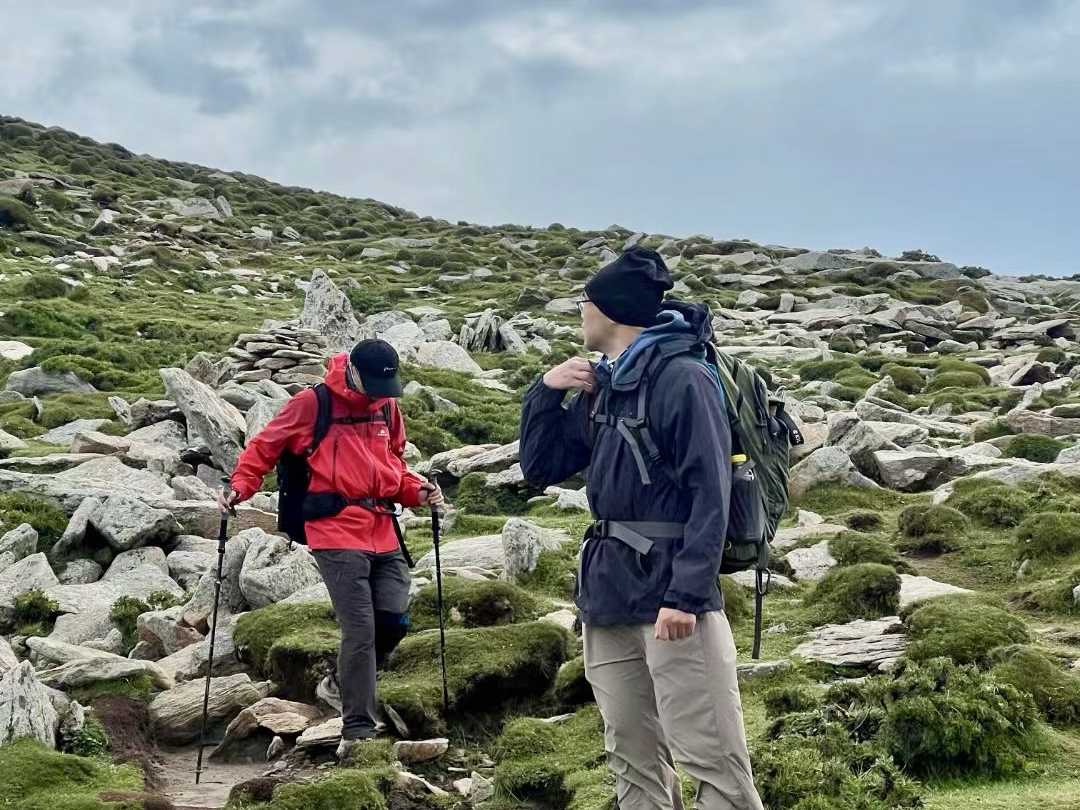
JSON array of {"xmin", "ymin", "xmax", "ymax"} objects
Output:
[
  {"xmin": 662, "ymin": 590, "xmax": 707, "ymax": 615},
  {"xmin": 397, "ymin": 475, "xmax": 425, "ymax": 509}
]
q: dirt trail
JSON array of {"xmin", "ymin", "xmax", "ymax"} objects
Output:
[{"xmin": 159, "ymin": 747, "xmax": 282, "ymax": 810}]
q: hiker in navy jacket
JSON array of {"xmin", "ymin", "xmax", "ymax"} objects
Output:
[{"xmin": 520, "ymin": 247, "xmax": 764, "ymax": 810}]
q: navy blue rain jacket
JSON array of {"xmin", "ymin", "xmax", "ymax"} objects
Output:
[{"xmin": 519, "ymin": 300, "xmax": 732, "ymax": 625}]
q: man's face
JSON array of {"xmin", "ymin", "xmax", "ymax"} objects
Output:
[{"xmin": 579, "ymin": 297, "xmax": 611, "ymax": 353}]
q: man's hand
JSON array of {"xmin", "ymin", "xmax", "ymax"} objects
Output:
[
  {"xmin": 419, "ymin": 481, "xmax": 445, "ymax": 507},
  {"xmin": 543, "ymin": 357, "xmax": 596, "ymax": 392},
  {"xmin": 216, "ymin": 488, "xmax": 240, "ymax": 514},
  {"xmin": 654, "ymin": 608, "xmax": 696, "ymax": 641}
]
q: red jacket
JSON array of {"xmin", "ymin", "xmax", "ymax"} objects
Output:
[{"xmin": 230, "ymin": 353, "xmax": 426, "ymax": 552}]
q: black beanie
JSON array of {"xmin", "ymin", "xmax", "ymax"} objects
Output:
[{"xmin": 584, "ymin": 246, "xmax": 675, "ymax": 327}]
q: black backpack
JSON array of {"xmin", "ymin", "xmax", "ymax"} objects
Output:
[{"xmin": 276, "ymin": 383, "xmax": 393, "ymax": 546}]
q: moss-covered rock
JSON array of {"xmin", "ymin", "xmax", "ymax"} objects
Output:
[
  {"xmin": 0, "ymin": 492, "xmax": 67, "ymax": 550},
  {"xmin": 409, "ymin": 578, "xmax": 545, "ymax": 631},
  {"xmin": 807, "ymin": 563, "xmax": 901, "ymax": 623},
  {"xmin": 493, "ymin": 707, "xmax": 609, "ymax": 810},
  {"xmin": 455, "ymin": 472, "xmax": 530, "ymax": 516},
  {"xmin": 991, "ymin": 645, "xmax": 1080, "ymax": 726},
  {"xmin": 1016, "ymin": 512, "xmax": 1080, "ymax": 558},
  {"xmin": 233, "ymin": 602, "xmax": 340, "ymax": 702},
  {"xmin": 828, "ymin": 532, "xmax": 909, "ymax": 573},
  {"xmin": 880, "ymin": 363, "xmax": 924, "ymax": 394},
  {"xmin": 948, "ymin": 481, "xmax": 1033, "ymax": 528},
  {"xmin": 0, "ymin": 738, "xmax": 143, "ymax": 810},
  {"xmin": 896, "ymin": 504, "xmax": 967, "ymax": 554},
  {"xmin": 265, "ymin": 768, "xmax": 390, "ymax": 810},
  {"xmin": 515, "ymin": 546, "xmax": 578, "ymax": 600},
  {"xmin": 550, "ymin": 655, "xmax": 592, "ymax": 711},
  {"xmin": 934, "ymin": 359, "xmax": 991, "ymax": 385},
  {"xmin": 904, "ymin": 593, "xmax": 1030, "ymax": 667},
  {"xmin": 379, "ymin": 621, "xmax": 572, "ymax": 737},
  {"xmin": 1019, "ymin": 567, "xmax": 1080, "ymax": 615},
  {"xmin": 718, "ymin": 574, "xmax": 751, "ymax": 624},
  {"xmin": 1006, "ymin": 433, "xmax": 1066, "ymax": 463},
  {"xmin": 843, "ymin": 511, "xmax": 883, "ymax": 532}
]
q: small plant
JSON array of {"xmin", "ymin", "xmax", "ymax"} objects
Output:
[
  {"xmin": 11, "ymin": 589, "xmax": 60, "ymax": 635},
  {"xmin": 0, "ymin": 493, "xmax": 67, "ymax": 549},
  {"xmin": 63, "ymin": 714, "xmax": 110, "ymax": 758},
  {"xmin": 109, "ymin": 596, "xmax": 151, "ymax": 652}
]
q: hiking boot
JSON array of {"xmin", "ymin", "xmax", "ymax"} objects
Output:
[
  {"xmin": 316, "ymin": 674, "xmax": 342, "ymax": 713},
  {"xmin": 336, "ymin": 737, "xmax": 365, "ymax": 761}
]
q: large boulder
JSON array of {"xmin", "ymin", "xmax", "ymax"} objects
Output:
[
  {"xmin": 0, "ymin": 523, "xmax": 38, "ymax": 569},
  {"xmin": 0, "ymin": 553, "xmax": 60, "ymax": 620},
  {"xmin": 0, "ymin": 457, "xmax": 175, "ymax": 513},
  {"xmin": 414, "ymin": 535, "xmax": 505, "ymax": 573},
  {"xmin": 501, "ymin": 519, "xmax": 563, "ymax": 582},
  {"xmin": 446, "ymin": 442, "xmax": 520, "ymax": 478},
  {"xmin": 103, "ymin": 547, "xmax": 168, "ymax": 580},
  {"xmin": 138, "ymin": 606, "xmax": 203, "ymax": 657},
  {"xmin": 150, "ymin": 673, "xmax": 267, "ymax": 745},
  {"xmin": 4, "ymin": 367, "xmax": 96, "ymax": 397},
  {"xmin": 91, "ymin": 496, "xmax": 177, "ymax": 551},
  {"xmin": 160, "ymin": 367, "xmax": 246, "ymax": 473},
  {"xmin": 0, "ymin": 661, "xmax": 60, "ymax": 746},
  {"xmin": 788, "ymin": 447, "xmax": 880, "ymax": 501},
  {"xmin": 167, "ymin": 550, "xmax": 214, "ymax": 590},
  {"xmin": 45, "ymin": 563, "xmax": 183, "ymax": 616},
  {"xmin": 415, "ymin": 341, "xmax": 483, "ymax": 374},
  {"xmin": 792, "ymin": 617, "xmax": 908, "ymax": 672},
  {"xmin": 182, "ymin": 530, "xmax": 253, "ymax": 631},
  {"xmin": 238, "ymin": 531, "xmax": 322, "ymax": 609},
  {"xmin": 209, "ymin": 697, "xmax": 322, "ymax": 762},
  {"xmin": 299, "ymin": 269, "xmax": 362, "ymax": 354}
]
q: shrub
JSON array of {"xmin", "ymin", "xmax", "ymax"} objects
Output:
[
  {"xmin": 807, "ymin": 563, "xmax": 901, "ymax": 623},
  {"xmin": 948, "ymin": 481, "xmax": 1033, "ymax": 528},
  {"xmin": 1036, "ymin": 346, "xmax": 1067, "ymax": 365},
  {"xmin": 0, "ymin": 493, "xmax": 67, "ymax": 548},
  {"xmin": 0, "ymin": 197, "xmax": 38, "ymax": 229},
  {"xmin": 409, "ymin": 578, "xmax": 543, "ymax": 631},
  {"xmin": 904, "ymin": 594, "xmax": 1030, "ymax": 666},
  {"xmin": 896, "ymin": 504, "xmax": 967, "ymax": 554},
  {"xmin": 62, "ymin": 714, "xmax": 110, "ymax": 758},
  {"xmin": 924, "ymin": 371, "xmax": 985, "ymax": 392},
  {"xmin": 21, "ymin": 274, "xmax": 70, "ymax": 300},
  {"xmin": 109, "ymin": 596, "xmax": 151, "ymax": 652},
  {"xmin": 1006, "ymin": 433, "xmax": 1065, "ymax": 463},
  {"xmin": 11, "ymin": 589, "xmax": 60, "ymax": 634},
  {"xmin": 991, "ymin": 645, "xmax": 1080, "ymax": 726},
  {"xmin": 1016, "ymin": 512, "xmax": 1080, "ymax": 558},
  {"xmin": 880, "ymin": 364, "xmax": 924, "ymax": 394}
]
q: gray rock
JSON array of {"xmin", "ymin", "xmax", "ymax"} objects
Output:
[
  {"xmin": 792, "ymin": 617, "xmax": 908, "ymax": 671},
  {"xmin": 825, "ymin": 413, "xmax": 900, "ymax": 475},
  {"xmin": 784, "ymin": 540, "xmax": 837, "ymax": 582},
  {"xmin": 0, "ymin": 554, "xmax": 60, "ymax": 617},
  {"xmin": 0, "ymin": 636, "xmax": 18, "ymax": 676},
  {"xmin": 280, "ymin": 583, "xmax": 331, "ymax": 604},
  {"xmin": 37, "ymin": 656, "xmax": 173, "ymax": 692},
  {"xmin": 0, "ymin": 524, "xmax": 38, "ymax": 568},
  {"xmin": 416, "ymin": 341, "xmax": 483, "ymax": 374},
  {"xmin": 1006, "ymin": 409, "xmax": 1080, "ymax": 439},
  {"xmin": 5, "ymin": 367, "xmax": 96, "ymax": 397},
  {"xmin": 57, "ymin": 559, "xmax": 103, "ymax": 585},
  {"xmin": 46, "ymin": 563, "xmax": 183, "ymax": 617},
  {"xmin": 156, "ymin": 615, "xmax": 244, "ymax": 683},
  {"xmin": 127, "ymin": 420, "xmax": 188, "ymax": 451},
  {"xmin": 91, "ymin": 495, "xmax": 177, "ymax": 552},
  {"xmin": 393, "ymin": 738, "xmax": 450, "ymax": 766},
  {"xmin": 736, "ymin": 660, "xmax": 794, "ymax": 681},
  {"xmin": 787, "ymin": 447, "xmax": 881, "ymax": 501},
  {"xmin": 501, "ymin": 519, "xmax": 564, "ymax": 582},
  {"xmin": 729, "ymin": 569, "xmax": 796, "ymax": 591},
  {"xmin": 167, "ymin": 550, "xmax": 214, "ymax": 590},
  {"xmin": 0, "ymin": 661, "xmax": 59, "ymax": 747},
  {"xmin": 299, "ymin": 270, "xmax": 362, "ymax": 353},
  {"xmin": 0, "ymin": 427, "xmax": 27, "ymax": 452},
  {"xmin": 83, "ymin": 628, "xmax": 126, "ymax": 656},
  {"xmin": 772, "ymin": 524, "xmax": 848, "ymax": 552},
  {"xmin": 40, "ymin": 420, "xmax": 110, "ymax": 446},
  {"xmin": 246, "ymin": 398, "xmax": 286, "ymax": 441},
  {"xmin": 238, "ymin": 531, "xmax": 322, "ymax": 608},
  {"xmin": 0, "ymin": 456, "xmax": 175, "ymax": 514},
  {"xmin": 171, "ymin": 476, "xmax": 218, "ymax": 501},
  {"xmin": 138, "ymin": 606, "xmax": 203, "ymax": 657},
  {"xmin": 415, "ymin": 535, "xmax": 505, "ymax": 573},
  {"xmin": 446, "ymin": 441, "xmax": 519, "ymax": 478},
  {"xmin": 151, "ymin": 673, "xmax": 266, "ymax": 745},
  {"xmin": 52, "ymin": 497, "xmax": 104, "ymax": 559},
  {"xmin": 49, "ymin": 609, "xmax": 115, "ymax": 647},
  {"xmin": 182, "ymin": 531, "xmax": 253, "ymax": 631},
  {"xmin": 24, "ymin": 637, "xmax": 122, "ymax": 666},
  {"xmin": 873, "ymin": 449, "xmax": 1002, "ymax": 492},
  {"xmin": 161, "ymin": 368, "xmax": 246, "ymax": 473},
  {"xmin": 210, "ymin": 697, "xmax": 322, "ymax": 761},
  {"xmin": 898, "ymin": 574, "xmax": 972, "ymax": 608}
]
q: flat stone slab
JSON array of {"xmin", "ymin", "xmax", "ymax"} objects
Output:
[
  {"xmin": 899, "ymin": 574, "xmax": 972, "ymax": 608},
  {"xmin": 792, "ymin": 617, "xmax": 908, "ymax": 671}
]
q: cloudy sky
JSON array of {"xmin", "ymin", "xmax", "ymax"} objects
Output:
[{"xmin": 2, "ymin": 0, "xmax": 1079, "ymax": 276}]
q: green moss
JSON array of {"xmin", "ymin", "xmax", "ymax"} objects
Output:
[
  {"xmin": 793, "ymin": 484, "xmax": 903, "ymax": 515},
  {"xmin": 379, "ymin": 621, "xmax": 571, "ymax": 737},
  {"xmin": 896, "ymin": 504, "xmax": 968, "ymax": 554},
  {"xmin": 904, "ymin": 593, "xmax": 1031, "ymax": 667},
  {"xmin": 68, "ymin": 674, "xmax": 157, "ymax": 705},
  {"xmin": 455, "ymin": 472, "xmax": 529, "ymax": 516},
  {"xmin": 233, "ymin": 601, "xmax": 340, "ymax": 701},
  {"xmin": 515, "ymin": 547, "xmax": 578, "ymax": 600},
  {"xmin": 1036, "ymin": 346, "xmax": 1068, "ymax": 364},
  {"xmin": 924, "ymin": 371, "xmax": 986, "ymax": 392},
  {"xmin": 493, "ymin": 707, "xmax": 608, "ymax": 810},
  {"xmin": 1020, "ymin": 568, "xmax": 1080, "ymax": 615},
  {"xmin": 266, "ymin": 769, "xmax": 387, "ymax": 810},
  {"xmin": 12, "ymin": 588, "xmax": 60, "ymax": 633},
  {"xmin": 828, "ymin": 532, "xmax": 908, "ymax": 572},
  {"xmin": 1017, "ymin": 512, "xmax": 1080, "ymax": 558},
  {"xmin": 762, "ymin": 684, "xmax": 820, "ymax": 718},
  {"xmin": 551, "ymin": 656, "xmax": 592, "ymax": 711},
  {"xmin": 1007, "ymin": 434, "xmax": 1066, "ymax": 463},
  {"xmin": 0, "ymin": 492, "xmax": 68, "ymax": 550},
  {"xmin": 949, "ymin": 481, "xmax": 1034, "ymax": 528},
  {"xmin": 409, "ymin": 578, "xmax": 545, "ymax": 631},
  {"xmin": 0, "ymin": 738, "xmax": 143, "ymax": 810},
  {"xmin": 807, "ymin": 563, "xmax": 901, "ymax": 623},
  {"xmin": 797, "ymin": 359, "xmax": 857, "ymax": 382},
  {"xmin": 880, "ymin": 364, "xmax": 924, "ymax": 394},
  {"xmin": 63, "ymin": 715, "xmax": 110, "ymax": 759},
  {"xmin": 934, "ymin": 359, "xmax": 991, "ymax": 385},
  {"xmin": 991, "ymin": 645, "xmax": 1080, "ymax": 727}
]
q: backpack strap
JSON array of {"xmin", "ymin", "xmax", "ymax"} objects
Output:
[{"xmin": 308, "ymin": 383, "xmax": 334, "ymax": 456}]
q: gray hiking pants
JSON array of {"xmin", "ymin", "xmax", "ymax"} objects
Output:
[
  {"xmin": 313, "ymin": 548, "xmax": 411, "ymax": 741},
  {"xmin": 583, "ymin": 611, "xmax": 764, "ymax": 810}
]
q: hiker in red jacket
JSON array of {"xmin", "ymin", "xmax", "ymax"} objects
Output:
[{"xmin": 218, "ymin": 339, "xmax": 443, "ymax": 757}]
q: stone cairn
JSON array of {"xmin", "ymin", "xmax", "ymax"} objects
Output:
[{"xmin": 225, "ymin": 324, "xmax": 329, "ymax": 390}]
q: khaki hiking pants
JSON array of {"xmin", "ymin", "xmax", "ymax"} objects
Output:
[{"xmin": 583, "ymin": 611, "xmax": 764, "ymax": 810}]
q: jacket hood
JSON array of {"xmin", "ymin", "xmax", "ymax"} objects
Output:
[
  {"xmin": 599, "ymin": 299, "xmax": 713, "ymax": 391},
  {"xmin": 324, "ymin": 353, "xmax": 390, "ymax": 411}
]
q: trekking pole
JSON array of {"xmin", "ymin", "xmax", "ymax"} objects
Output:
[
  {"xmin": 426, "ymin": 471, "xmax": 450, "ymax": 714},
  {"xmin": 195, "ymin": 497, "xmax": 235, "ymax": 785}
]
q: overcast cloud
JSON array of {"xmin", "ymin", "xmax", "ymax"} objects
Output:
[{"xmin": 2, "ymin": 0, "xmax": 1079, "ymax": 275}]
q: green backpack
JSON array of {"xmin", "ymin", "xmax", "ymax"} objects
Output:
[{"xmin": 590, "ymin": 340, "xmax": 804, "ymax": 657}]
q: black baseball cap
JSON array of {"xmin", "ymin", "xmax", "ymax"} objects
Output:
[{"xmin": 349, "ymin": 339, "xmax": 404, "ymax": 398}]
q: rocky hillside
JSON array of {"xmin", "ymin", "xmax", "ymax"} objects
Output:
[{"xmin": 3, "ymin": 115, "xmax": 1080, "ymax": 810}]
